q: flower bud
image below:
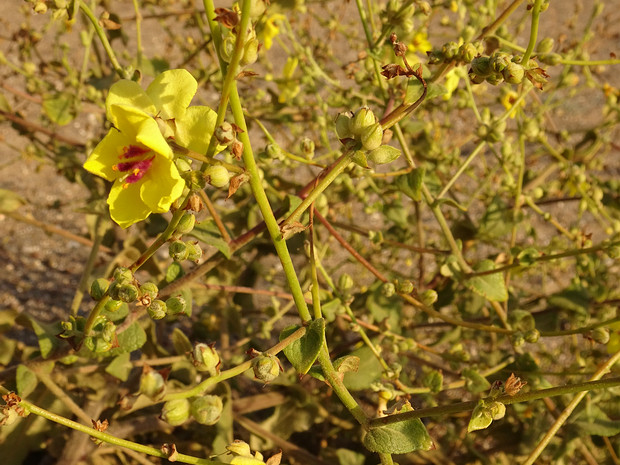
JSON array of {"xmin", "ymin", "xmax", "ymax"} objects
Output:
[
  {"xmin": 539, "ymin": 53, "xmax": 561, "ymax": 65},
  {"xmin": 176, "ymin": 212, "xmax": 196, "ymax": 235},
  {"xmin": 104, "ymin": 299, "xmax": 123, "ymax": 313},
  {"xmin": 84, "ymin": 335, "xmax": 113, "ymax": 353},
  {"xmin": 490, "ymin": 52, "xmax": 512, "ymax": 73},
  {"xmin": 215, "ymin": 122, "xmax": 235, "ymax": 146},
  {"xmin": 147, "ymin": 299, "xmax": 167, "ymax": 320},
  {"xmin": 241, "ymin": 38, "xmax": 259, "ymax": 66},
  {"xmin": 169, "ymin": 240, "xmax": 189, "ymax": 261},
  {"xmin": 419, "ymin": 289, "xmax": 438, "ymax": 306},
  {"xmin": 335, "ymin": 112, "xmax": 353, "ymax": 139},
  {"xmin": 442, "ymin": 41, "xmax": 459, "ymax": 60},
  {"xmin": 220, "ymin": 35, "xmax": 236, "ymax": 63},
  {"xmin": 190, "ymin": 395, "xmax": 223, "ymax": 425},
  {"xmin": 265, "ymin": 143, "xmax": 283, "ymax": 160},
  {"xmin": 338, "ymin": 273, "xmax": 354, "ymax": 291},
  {"xmin": 192, "ymin": 343, "xmax": 221, "ymax": 375},
  {"xmin": 511, "ymin": 331, "xmax": 525, "ymax": 348},
  {"xmin": 360, "ymin": 122, "xmax": 384, "ymax": 151},
  {"xmin": 396, "ymin": 280, "xmax": 414, "ymax": 294},
  {"xmin": 352, "ymin": 150, "xmax": 369, "ymax": 168},
  {"xmin": 166, "ymin": 296, "xmax": 187, "ymax": 315},
  {"xmin": 139, "ymin": 367, "xmax": 166, "ymax": 400},
  {"xmin": 252, "ymin": 354, "xmax": 282, "ymax": 383},
  {"xmin": 348, "ymin": 107, "xmax": 376, "ymax": 136},
  {"xmin": 90, "ymin": 278, "xmax": 110, "ymax": 301},
  {"xmin": 138, "ymin": 282, "xmax": 159, "ymax": 306},
  {"xmin": 536, "ymin": 37, "xmax": 554, "ymax": 54},
  {"xmin": 488, "ymin": 401, "xmax": 506, "ymax": 420},
  {"xmin": 186, "ymin": 242, "xmax": 203, "ymax": 262},
  {"xmin": 501, "ymin": 62, "xmax": 524, "ymax": 84},
  {"xmin": 102, "ymin": 320, "xmax": 116, "ymax": 342},
  {"xmin": 113, "ymin": 267, "xmax": 133, "ymax": 284},
  {"xmin": 591, "ymin": 327, "xmax": 610, "ymax": 344},
  {"xmin": 0, "ymin": 408, "xmax": 19, "ymax": 427},
  {"xmin": 160, "ymin": 399, "xmax": 190, "ymax": 426},
  {"xmin": 226, "ymin": 440, "xmax": 253, "ymax": 457},
  {"xmin": 204, "ymin": 165, "xmax": 230, "ymax": 188},
  {"xmin": 458, "ymin": 43, "xmax": 478, "ymax": 63},
  {"xmin": 485, "ymin": 73, "xmax": 504, "ymax": 86},
  {"xmin": 524, "ymin": 329, "xmax": 540, "ymax": 343},
  {"xmin": 367, "ymin": 145, "xmax": 401, "ymax": 164},
  {"xmin": 249, "ymin": 0, "xmax": 267, "ymax": 18},
  {"xmin": 300, "ymin": 137, "xmax": 315, "ymax": 158},
  {"xmin": 116, "ymin": 283, "xmax": 139, "ymax": 303},
  {"xmin": 382, "ymin": 282, "xmax": 396, "ymax": 297},
  {"xmin": 470, "ymin": 56, "xmax": 492, "ymax": 77}
]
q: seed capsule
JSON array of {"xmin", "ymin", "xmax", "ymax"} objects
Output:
[
  {"xmin": 190, "ymin": 395, "xmax": 223, "ymax": 425},
  {"xmin": 204, "ymin": 165, "xmax": 230, "ymax": 188},
  {"xmin": 147, "ymin": 299, "xmax": 167, "ymax": 320},
  {"xmin": 169, "ymin": 240, "xmax": 189, "ymax": 261},
  {"xmin": 192, "ymin": 343, "xmax": 221, "ymax": 375},
  {"xmin": 166, "ymin": 296, "xmax": 187, "ymax": 315},
  {"xmin": 160, "ymin": 399, "xmax": 190, "ymax": 426},
  {"xmin": 252, "ymin": 354, "xmax": 282, "ymax": 383}
]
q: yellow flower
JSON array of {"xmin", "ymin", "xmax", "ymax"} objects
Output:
[
  {"xmin": 500, "ymin": 90, "xmax": 526, "ymax": 118},
  {"xmin": 408, "ymin": 31, "xmax": 432, "ymax": 54},
  {"xmin": 442, "ymin": 68, "xmax": 460, "ymax": 100},
  {"xmin": 277, "ymin": 56, "xmax": 300, "ymax": 103},
  {"xmin": 260, "ymin": 13, "xmax": 286, "ymax": 50},
  {"xmin": 84, "ymin": 69, "xmax": 217, "ymax": 228}
]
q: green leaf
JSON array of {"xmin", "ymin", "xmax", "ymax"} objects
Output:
[
  {"xmin": 336, "ymin": 448, "xmax": 365, "ymax": 465},
  {"xmin": 468, "ymin": 400, "xmax": 493, "ymax": 432},
  {"xmin": 189, "ymin": 221, "xmax": 232, "ymax": 259},
  {"xmin": 0, "ymin": 337, "xmax": 16, "ymax": 365},
  {"xmin": 165, "ymin": 261, "xmax": 185, "ymax": 283},
  {"xmin": 396, "ymin": 168, "xmax": 425, "ymax": 202},
  {"xmin": 0, "ymin": 189, "xmax": 27, "ymax": 213},
  {"xmin": 464, "ymin": 259, "xmax": 508, "ymax": 302},
  {"xmin": 548, "ymin": 287, "xmax": 590, "ymax": 317},
  {"xmin": 16, "ymin": 365, "xmax": 38, "ymax": 397},
  {"xmin": 109, "ymin": 322, "xmax": 146, "ymax": 356},
  {"xmin": 423, "ymin": 370, "xmax": 443, "ymax": 393},
  {"xmin": 106, "ymin": 353, "xmax": 132, "ymax": 381},
  {"xmin": 43, "ymin": 93, "xmax": 76, "ymax": 125},
  {"xmin": 462, "ymin": 368, "xmax": 491, "ymax": 394},
  {"xmin": 16, "ymin": 315, "xmax": 62, "ymax": 358},
  {"xmin": 279, "ymin": 318, "xmax": 325, "ymax": 375},
  {"xmin": 406, "ymin": 78, "xmax": 446, "ymax": 104},
  {"xmin": 364, "ymin": 402, "xmax": 433, "ymax": 453},
  {"xmin": 571, "ymin": 419, "xmax": 620, "ymax": 437},
  {"xmin": 343, "ymin": 346, "xmax": 383, "ymax": 391},
  {"xmin": 172, "ymin": 327, "xmax": 193, "ymax": 355}
]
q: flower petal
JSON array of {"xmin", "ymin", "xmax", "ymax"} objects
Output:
[
  {"xmin": 110, "ymin": 105, "xmax": 173, "ymax": 158},
  {"xmin": 107, "ymin": 180, "xmax": 153, "ymax": 229},
  {"xmin": 146, "ymin": 69, "xmax": 197, "ymax": 120},
  {"xmin": 174, "ymin": 105, "xmax": 219, "ymax": 154},
  {"xmin": 84, "ymin": 129, "xmax": 131, "ymax": 181},
  {"xmin": 106, "ymin": 80, "xmax": 157, "ymax": 125},
  {"xmin": 139, "ymin": 157, "xmax": 185, "ymax": 213}
]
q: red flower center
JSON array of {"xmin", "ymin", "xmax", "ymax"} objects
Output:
[{"xmin": 113, "ymin": 145, "xmax": 155, "ymax": 188}]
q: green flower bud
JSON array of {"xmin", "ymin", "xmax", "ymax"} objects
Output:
[
  {"xmin": 469, "ymin": 72, "xmax": 486, "ymax": 84},
  {"xmin": 116, "ymin": 283, "xmax": 139, "ymax": 303},
  {"xmin": 396, "ymin": 280, "xmax": 414, "ymax": 294},
  {"xmin": 442, "ymin": 41, "xmax": 459, "ymax": 60},
  {"xmin": 176, "ymin": 212, "xmax": 196, "ymax": 235},
  {"xmin": 226, "ymin": 439, "xmax": 253, "ymax": 457},
  {"xmin": 0, "ymin": 408, "xmax": 20, "ymax": 427},
  {"xmin": 382, "ymin": 282, "xmax": 396, "ymax": 297},
  {"xmin": 488, "ymin": 401, "xmax": 506, "ymax": 420},
  {"xmin": 299, "ymin": 137, "xmax": 315, "ymax": 159},
  {"xmin": 147, "ymin": 299, "xmax": 167, "ymax": 320},
  {"xmin": 166, "ymin": 296, "xmax": 187, "ymax": 315},
  {"xmin": 204, "ymin": 165, "xmax": 230, "ymax": 188},
  {"xmin": 536, "ymin": 37, "xmax": 554, "ymax": 54},
  {"xmin": 338, "ymin": 273, "xmax": 354, "ymax": 291},
  {"xmin": 591, "ymin": 327, "xmax": 610, "ymax": 344},
  {"xmin": 104, "ymin": 299, "xmax": 123, "ymax": 313},
  {"xmin": 427, "ymin": 50, "xmax": 444, "ymax": 65},
  {"xmin": 186, "ymin": 242, "xmax": 203, "ymax": 262},
  {"xmin": 90, "ymin": 278, "xmax": 110, "ymax": 301},
  {"xmin": 192, "ymin": 343, "xmax": 221, "ymax": 374},
  {"xmin": 102, "ymin": 320, "xmax": 116, "ymax": 342},
  {"xmin": 360, "ymin": 122, "xmax": 384, "ymax": 151},
  {"xmin": 139, "ymin": 367, "xmax": 166, "ymax": 400},
  {"xmin": 458, "ymin": 43, "xmax": 478, "ymax": 63},
  {"xmin": 335, "ymin": 112, "xmax": 354, "ymax": 139},
  {"xmin": 367, "ymin": 145, "xmax": 401, "ymax": 164},
  {"xmin": 265, "ymin": 143, "xmax": 283, "ymax": 160},
  {"xmin": 511, "ymin": 331, "xmax": 525, "ymax": 348},
  {"xmin": 113, "ymin": 267, "xmax": 133, "ymax": 284},
  {"xmin": 252, "ymin": 354, "xmax": 281, "ymax": 383},
  {"xmin": 190, "ymin": 395, "xmax": 223, "ymax": 425},
  {"xmin": 485, "ymin": 73, "xmax": 504, "ymax": 86},
  {"xmin": 352, "ymin": 150, "xmax": 369, "ymax": 168},
  {"xmin": 501, "ymin": 62, "xmax": 525, "ymax": 84},
  {"xmin": 524, "ymin": 329, "xmax": 540, "ymax": 343},
  {"xmin": 490, "ymin": 52, "xmax": 512, "ymax": 73},
  {"xmin": 220, "ymin": 35, "xmax": 236, "ymax": 63},
  {"xmin": 169, "ymin": 240, "xmax": 189, "ymax": 261},
  {"xmin": 241, "ymin": 38, "xmax": 259, "ymax": 66},
  {"xmin": 215, "ymin": 122, "xmax": 235, "ymax": 146},
  {"xmin": 84, "ymin": 335, "xmax": 113, "ymax": 353},
  {"xmin": 539, "ymin": 53, "xmax": 562, "ymax": 66},
  {"xmin": 160, "ymin": 399, "xmax": 190, "ymax": 426},
  {"xmin": 348, "ymin": 107, "xmax": 376, "ymax": 136},
  {"xmin": 419, "ymin": 289, "xmax": 438, "ymax": 306},
  {"xmin": 138, "ymin": 282, "xmax": 159, "ymax": 306},
  {"xmin": 470, "ymin": 56, "xmax": 492, "ymax": 77}
]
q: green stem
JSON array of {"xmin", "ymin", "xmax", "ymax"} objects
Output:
[
  {"xmin": 436, "ymin": 140, "xmax": 487, "ymax": 200},
  {"xmin": 560, "ymin": 58, "xmax": 620, "ymax": 66},
  {"xmin": 521, "ymin": 0, "xmax": 543, "ymax": 64},
  {"xmin": 522, "ymin": 349, "xmax": 620, "ymax": 465},
  {"xmin": 7, "ymin": 391, "xmax": 225, "ymax": 465},
  {"xmin": 131, "ymin": 0, "xmax": 144, "ymax": 69},
  {"xmin": 368, "ymin": 375, "xmax": 620, "ymax": 428},
  {"xmin": 78, "ymin": 1, "xmax": 129, "ymax": 79}
]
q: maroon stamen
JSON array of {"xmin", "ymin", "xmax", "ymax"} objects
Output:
[
  {"xmin": 124, "ymin": 157, "xmax": 155, "ymax": 185},
  {"xmin": 121, "ymin": 145, "xmax": 150, "ymax": 159}
]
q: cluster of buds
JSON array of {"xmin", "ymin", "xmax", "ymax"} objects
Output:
[
  {"xmin": 469, "ymin": 52, "xmax": 526, "ymax": 85},
  {"xmin": 427, "ymin": 41, "xmax": 484, "ymax": 66},
  {"xmin": 217, "ymin": 5, "xmax": 261, "ymax": 67},
  {"xmin": 383, "ymin": 0, "xmax": 417, "ymax": 34},
  {"xmin": 168, "ymin": 239, "xmax": 202, "ymax": 263},
  {"xmin": 83, "ymin": 315, "xmax": 117, "ymax": 353},
  {"xmin": 335, "ymin": 107, "xmax": 401, "ymax": 167}
]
